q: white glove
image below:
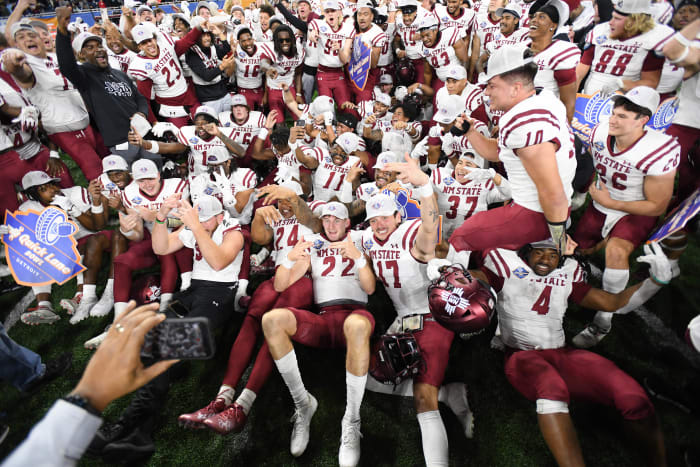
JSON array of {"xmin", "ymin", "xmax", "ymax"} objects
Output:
[
  {"xmin": 441, "ymin": 133, "xmax": 455, "ymax": 156},
  {"xmin": 124, "ymin": 0, "xmax": 141, "ymax": 9},
  {"xmin": 212, "ymin": 169, "xmax": 235, "ymax": 207},
  {"xmin": 180, "ymin": 0, "xmax": 191, "ymax": 17},
  {"xmin": 427, "ymin": 258, "xmax": 453, "ymax": 281},
  {"xmin": 12, "ymin": 105, "xmax": 39, "ymax": 133},
  {"xmin": 151, "ymin": 122, "xmax": 178, "ymax": 138},
  {"xmin": 323, "ymin": 111, "xmax": 334, "ymax": 126},
  {"xmin": 599, "ymin": 78, "xmax": 624, "ymax": 95},
  {"xmin": 190, "ymin": 15, "xmax": 205, "ymax": 29},
  {"xmin": 410, "ymin": 137, "xmax": 429, "ymax": 160},
  {"xmin": 0, "ymin": 224, "xmax": 9, "ymax": 236},
  {"xmin": 466, "ymin": 168, "xmax": 495, "ymax": 183},
  {"xmin": 234, "ymin": 279, "xmax": 249, "ymax": 312},
  {"xmin": 51, "ymin": 195, "xmax": 82, "ymax": 218},
  {"xmin": 637, "ymin": 242, "xmax": 673, "ymax": 284},
  {"xmin": 428, "ymin": 125, "xmax": 442, "ymax": 138}
]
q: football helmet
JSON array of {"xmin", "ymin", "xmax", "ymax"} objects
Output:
[
  {"xmin": 395, "ymin": 57, "xmax": 416, "ymax": 86},
  {"xmin": 369, "ymin": 333, "xmax": 424, "ymax": 386},
  {"xmin": 130, "ymin": 274, "xmax": 162, "ymax": 305},
  {"xmin": 428, "ymin": 264, "xmax": 496, "ymax": 334}
]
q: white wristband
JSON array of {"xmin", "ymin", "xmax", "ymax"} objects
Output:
[
  {"xmin": 670, "ymin": 45, "xmax": 690, "ymax": 64},
  {"xmin": 258, "ymin": 128, "xmax": 269, "ymax": 140},
  {"xmin": 146, "ymin": 141, "xmax": 160, "ymax": 153},
  {"xmin": 49, "ymin": 150, "xmax": 60, "ymax": 159},
  {"xmin": 415, "ymin": 183, "xmax": 433, "ymax": 199},
  {"xmin": 91, "ymin": 203, "xmax": 104, "ymax": 214},
  {"xmin": 355, "ymin": 255, "xmax": 367, "ymax": 269},
  {"xmin": 119, "ymin": 227, "xmax": 134, "ymax": 236},
  {"xmin": 674, "ymin": 31, "xmax": 693, "ymax": 47},
  {"xmin": 281, "ymin": 256, "xmax": 296, "ymax": 269}
]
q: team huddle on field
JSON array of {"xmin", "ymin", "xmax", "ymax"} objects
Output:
[{"xmin": 1, "ymin": 0, "xmax": 699, "ymax": 463}]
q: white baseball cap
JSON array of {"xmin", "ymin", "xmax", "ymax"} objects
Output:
[
  {"xmin": 132, "ymin": 159, "xmax": 160, "ymax": 180},
  {"xmin": 612, "ymin": 86, "xmax": 660, "ymax": 115},
  {"xmin": 309, "ymin": 95, "xmax": 335, "ymax": 116},
  {"xmin": 365, "ymin": 193, "xmax": 398, "ymax": 220},
  {"xmin": 102, "ymin": 155, "xmax": 129, "ymax": 173},
  {"xmin": 374, "ymin": 92, "xmax": 392, "ymax": 107},
  {"xmin": 397, "ymin": 0, "xmax": 419, "ymax": 8},
  {"xmin": 612, "ymin": 0, "xmax": 650, "ymax": 14},
  {"xmin": 131, "ymin": 23, "xmax": 155, "ymax": 44},
  {"xmin": 320, "ymin": 201, "xmax": 349, "ymax": 219},
  {"xmin": 72, "ymin": 31, "xmax": 102, "ymax": 53},
  {"xmin": 373, "ymin": 151, "xmax": 399, "ymax": 170},
  {"xmin": 444, "ymin": 65, "xmax": 467, "ymax": 81},
  {"xmin": 485, "ymin": 43, "xmax": 532, "ymax": 81},
  {"xmin": 230, "ymin": 94, "xmax": 249, "ymax": 108},
  {"xmin": 196, "ymin": 195, "xmax": 224, "ymax": 221},
  {"xmin": 194, "ymin": 105, "xmax": 219, "ymax": 122},
  {"xmin": 21, "ymin": 171, "xmax": 60, "ymax": 190},
  {"xmin": 279, "ymin": 179, "xmax": 304, "ymax": 195},
  {"xmin": 10, "ymin": 20, "xmax": 36, "ymax": 39},
  {"xmin": 379, "ymin": 74, "xmax": 394, "ymax": 85},
  {"xmin": 196, "ymin": 1, "xmax": 212, "ymax": 13},
  {"xmin": 206, "ymin": 145, "xmax": 231, "ymax": 164},
  {"xmin": 137, "ymin": 4, "xmax": 153, "ymax": 14},
  {"xmin": 334, "ymin": 132, "xmax": 360, "ymax": 154},
  {"xmin": 433, "ymin": 106, "xmax": 459, "ymax": 124},
  {"xmin": 356, "ymin": 0, "xmax": 375, "ymax": 11},
  {"xmin": 323, "ymin": 0, "xmax": 342, "ymax": 10},
  {"xmin": 417, "ymin": 14, "xmax": 439, "ymax": 30},
  {"xmin": 496, "ymin": 2, "xmax": 521, "ymax": 18}
]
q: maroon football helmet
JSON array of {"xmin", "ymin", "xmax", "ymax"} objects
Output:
[
  {"xmin": 369, "ymin": 333, "xmax": 424, "ymax": 386},
  {"xmin": 130, "ymin": 274, "xmax": 162, "ymax": 305},
  {"xmin": 428, "ymin": 264, "xmax": 497, "ymax": 334},
  {"xmin": 395, "ymin": 57, "xmax": 416, "ymax": 86}
]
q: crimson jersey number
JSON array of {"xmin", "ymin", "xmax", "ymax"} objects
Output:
[
  {"xmin": 161, "ymin": 58, "xmax": 182, "ymax": 87},
  {"xmin": 243, "ymin": 64, "xmax": 261, "ymax": 78},
  {"xmin": 377, "ymin": 260, "xmax": 401, "ymax": 288},
  {"xmin": 322, "ymin": 171, "xmax": 346, "ymax": 191},
  {"xmin": 531, "ymin": 285, "xmax": 551, "ymax": 315},
  {"xmin": 275, "ymin": 224, "xmax": 299, "ymax": 250},
  {"xmin": 323, "ymin": 39, "xmax": 341, "ymax": 57},
  {"xmin": 445, "ymin": 195, "xmax": 478, "ymax": 219},
  {"xmin": 595, "ymin": 163, "xmax": 627, "ymax": 190},
  {"xmin": 593, "ymin": 50, "xmax": 633, "ymax": 76},
  {"xmin": 321, "ymin": 256, "xmax": 355, "ymax": 276},
  {"xmin": 429, "ymin": 51, "xmax": 450, "ymax": 68}
]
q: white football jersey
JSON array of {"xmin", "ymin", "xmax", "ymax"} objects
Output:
[
  {"xmin": 128, "ymin": 32, "xmax": 188, "ymax": 100},
  {"xmin": 589, "ymin": 123, "xmax": 680, "ymax": 217},
  {"xmin": 301, "ymin": 230, "xmax": 368, "ymax": 306},
  {"xmin": 362, "ymin": 219, "xmax": 430, "ymax": 317},
  {"xmin": 99, "ymin": 173, "xmax": 124, "ymax": 199},
  {"xmin": 234, "ymin": 43, "xmax": 267, "ymax": 89},
  {"xmin": 24, "ymin": 54, "xmax": 89, "ymax": 134},
  {"xmin": 179, "ymin": 215, "xmax": 243, "ymax": 282},
  {"xmin": 473, "ymin": 13, "xmax": 502, "ymax": 57},
  {"xmin": 434, "ymin": 4, "xmax": 475, "ymax": 37},
  {"xmin": 533, "ymin": 40, "xmax": 581, "ymax": 97},
  {"xmin": 484, "ymin": 249, "xmax": 590, "ymax": 350},
  {"xmin": 121, "ymin": 178, "xmax": 189, "ymax": 233},
  {"xmin": 304, "ymin": 24, "xmax": 321, "ymax": 67},
  {"xmin": 308, "ymin": 17, "xmax": 356, "ymax": 68},
  {"xmin": 356, "ymin": 23, "xmax": 389, "ymax": 54},
  {"xmin": 431, "ymin": 167, "xmax": 510, "ymax": 238},
  {"xmin": 378, "ymin": 23, "xmax": 396, "ymax": 67},
  {"xmin": 434, "ymin": 82, "xmax": 482, "ymax": 115},
  {"xmin": 356, "ymin": 181, "xmax": 383, "ymax": 201},
  {"xmin": 274, "ymin": 145, "xmax": 305, "ymax": 184},
  {"xmin": 218, "ymin": 110, "xmax": 265, "ymax": 150},
  {"xmin": 582, "ymin": 22, "xmax": 674, "ymax": 95},
  {"xmin": 177, "ymin": 126, "xmax": 236, "ymax": 177},
  {"xmin": 657, "ymin": 60, "xmax": 683, "ymax": 94},
  {"xmin": 189, "ymin": 167, "xmax": 257, "ymax": 223},
  {"xmin": 395, "ymin": 9, "xmax": 432, "ymax": 59},
  {"xmin": 0, "ymin": 78, "xmax": 42, "ymax": 159},
  {"xmin": 671, "ymin": 72, "xmax": 700, "ymax": 128},
  {"xmin": 259, "ymin": 42, "xmax": 306, "ymax": 89},
  {"xmin": 107, "ymin": 47, "xmax": 138, "ymax": 74},
  {"xmin": 484, "ymin": 28, "xmax": 530, "ymax": 54},
  {"xmin": 517, "ymin": 0, "xmax": 536, "ymax": 28},
  {"xmin": 270, "ymin": 213, "xmax": 314, "ymax": 266},
  {"xmin": 497, "ymin": 89, "xmax": 576, "ymax": 212},
  {"xmin": 306, "ymin": 147, "xmax": 362, "ymax": 201},
  {"xmin": 421, "ymin": 27, "xmax": 463, "ymax": 81}
]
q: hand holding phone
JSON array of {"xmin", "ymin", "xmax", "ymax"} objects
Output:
[{"xmin": 141, "ymin": 316, "xmax": 215, "ymax": 361}]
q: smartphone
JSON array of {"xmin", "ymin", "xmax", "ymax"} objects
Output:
[
  {"xmin": 295, "ymin": 120, "xmax": 306, "ymax": 127},
  {"xmin": 141, "ymin": 316, "xmax": 215, "ymax": 360}
]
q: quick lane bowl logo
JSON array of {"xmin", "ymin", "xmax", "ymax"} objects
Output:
[
  {"xmin": 595, "ymin": 35, "xmax": 607, "ymax": 45},
  {"xmin": 325, "ymin": 156, "xmax": 333, "ymax": 163},
  {"xmin": 423, "ymin": 49, "xmax": 430, "ymax": 57},
  {"xmin": 513, "ymin": 267, "xmax": 529, "ymax": 279},
  {"xmin": 651, "ymin": 97, "xmax": 679, "ymax": 130},
  {"xmin": 349, "ymin": 36, "xmax": 372, "ymax": 92},
  {"xmin": 189, "ymin": 137, "xmax": 199, "ymax": 144},
  {"xmin": 145, "ymin": 63, "xmax": 153, "ymax": 71},
  {"xmin": 443, "ymin": 176, "xmax": 455, "ymax": 186},
  {"xmin": 363, "ymin": 238, "xmax": 374, "ymax": 251},
  {"xmin": 131, "ymin": 195, "xmax": 144, "ymax": 205},
  {"xmin": 105, "ymin": 182, "xmax": 118, "ymax": 191},
  {"xmin": 439, "ymin": 288, "xmax": 470, "ymax": 316},
  {"xmin": 365, "ymin": 186, "xmax": 375, "ymax": 194},
  {"xmin": 207, "ymin": 155, "xmax": 219, "ymax": 162},
  {"xmin": 313, "ymin": 238, "xmax": 324, "ymax": 250},
  {"xmin": 239, "ymin": 51, "xmax": 246, "ymax": 58},
  {"xmin": 583, "ymin": 91, "xmax": 616, "ymax": 124},
  {"xmin": 593, "ymin": 141, "xmax": 605, "ymax": 153},
  {"xmin": 2, "ymin": 207, "xmax": 85, "ymax": 286},
  {"xmin": 204, "ymin": 186, "xmax": 214, "ymax": 195}
]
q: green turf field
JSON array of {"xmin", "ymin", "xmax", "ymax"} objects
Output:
[{"xmin": 1, "ymin": 154, "xmax": 699, "ymax": 466}]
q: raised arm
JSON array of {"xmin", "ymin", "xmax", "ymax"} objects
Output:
[{"xmin": 152, "ymin": 194, "xmax": 186, "ymax": 255}]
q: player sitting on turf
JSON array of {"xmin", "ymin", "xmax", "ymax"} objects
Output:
[
  {"xmin": 428, "ymin": 238, "xmax": 670, "ymax": 466},
  {"xmin": 571, "ymin": 87, "xmax": 680, "ymax": 348},
  {"xmin": 262, "ymin": 201, "xmax": 376, "ymax": 465},
  {"xmin": 18, "ymin": 171, "xmax": 109, "ymax": 326}
]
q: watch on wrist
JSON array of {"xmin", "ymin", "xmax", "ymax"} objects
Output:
[{"xmin": 62, "ymin": 393, "xmax": 101, "ymax": 416}]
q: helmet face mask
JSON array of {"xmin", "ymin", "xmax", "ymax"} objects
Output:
[{"xmin": 369, "ymin": 333, "xmax": 425, "ymax": 387}]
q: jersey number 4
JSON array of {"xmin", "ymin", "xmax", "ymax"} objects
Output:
[
  {"xmin": 275, "ymin": 224, "xmax": 299, "ymax": 250},
  {"xmin": 531, "ymin": 285, "xmax": 551, "ymax": 315}
]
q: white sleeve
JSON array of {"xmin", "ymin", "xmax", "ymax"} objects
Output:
[
  {"xmin": 178, "ymin": 228, "xmax": 195, "ymax": 249},
  {"xmin": 501, "ymin": 108, "xmax": 561, "ymax": 150},
  {"xmin": 2, "ymin": 400, "xmax": 102, "ymax": 467}
]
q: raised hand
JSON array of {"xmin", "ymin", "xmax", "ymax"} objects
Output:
[
  {"xmin": 287, "ymin": 236, "xmax": 313, "ymax": 262},
  {"xmin": 637, "ymin": 242, "xmax": 672, "ymax": 285},
  {"xmin": 384, "ymin": 152, "xmax": 430, "ymax": 187}
]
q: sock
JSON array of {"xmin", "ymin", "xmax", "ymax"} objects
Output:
[
  {"xmin": 594, "ymin": 268, "xmax": 629, "ymax": 330},
  {"xmin": 343, "ymin": 372, "xmax": 367, "ymax": 422},
  {"xmin": 113, "ymin": 302, "xmax": 129, "ymax": 322},
  {"xmin": 104, "ymin": 278, "xmax": 114, "ymax": 294},
  {"xmin": 160, "ymin": 293, "xmax": 174, "ymax": 311},
  {"xmin": 82, "ymin": 284, "xmax": 97, "ymax": 299},
  {"xmin": 416, "ymin": 410, "xmax": 449, "ymax": 467},
  {"xmin": 180, "ymin": 271, "xmax": 192, "ymax": 291},
  {"xmin": 237, "ymin": 279, "xmax": 249, "ymax": 296},
  {"xmin": 235, "ymin": 388, "xmax": 257, "ymax": 415},
  {"xmin": 217, "ymin": 384, "xmax": 235, "ymax": 405},
  {"xmin": 38, "ymin": 300, "xmax": 53, "ymax": 310},
  {"xmin": 274, "ymin": 350, "xmax": 308, "ymax": 409},
  {"xmin": 76, "ymin": 272, "xmax": 84, "ymax": 286},
  {"xmin": 364, "ymin": 374, "xmax": 414, "ymax": 397}
]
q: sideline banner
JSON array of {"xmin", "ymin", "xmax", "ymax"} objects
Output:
[
  {"xmin": 572, "ymin": 91, "xmax": 678, "ymax": 147},
  {"xmin": 349, "ymin": 36, "xmax": 372, "ymax": 92},
  {"xmin": 3, "ymin": 207, "xmax": 85, "ymax": 287},
  {"xmin": 648, "ymin": 189, "xmax": 700, "ymax": 244}
]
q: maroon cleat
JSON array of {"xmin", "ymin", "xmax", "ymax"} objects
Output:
[
  {"xmin": 203, "ymin": 403, "xmax": 248, "ymax": 434},
  {"xmin": 178, "ymin": 398, "xmax": 227, "ymax": 429}
]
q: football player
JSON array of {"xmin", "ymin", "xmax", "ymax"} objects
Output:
[
  {"xmin": 344, "ymin": 0, "xmax": 388, "ymax": 102},
  {"xmin": 394, "ymin": 0, "xmax": 432, "ymax": 84},
  {"xmin": 262, "ymin": 202, "xmax": 375, "ymax": 464},
  {"xmin": 470, "ymin": 0, "xmax": 508, "ymax": 80},
  {"xmin": 230, "ymin": 25, "xmax": 268, "ymax": 110},
  {"xmin": 218, "ymin": 93, "xmax": 266, "ymax": 155},
  {"xmin": 571, "ymin": 87, "xmax": 679, "ymax": 348},
  {"xmin": 260, "ymin": 25, "xmax": 306, "ymax": 123},
  {"xmin": 418, "ymin": 15, "xmax": 469, "ymax": 99}
]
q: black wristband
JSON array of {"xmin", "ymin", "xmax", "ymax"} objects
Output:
[{"xmin": 62, "ymin": 393, "xmax": 102, "ymax": 416}]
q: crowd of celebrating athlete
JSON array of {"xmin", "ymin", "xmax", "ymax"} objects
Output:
[{"xmin": 1, "ymin": 0, "xmax": 699, "ymax": 464}]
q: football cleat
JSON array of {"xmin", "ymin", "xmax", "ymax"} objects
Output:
[
  {"xmin": 443, "ymin": 382, "xmax": 474, "ymax": 439},
  {"xmin": 203, "ymin": 403, "xmax": 248, "ymax": 434},
  {"xmin": 85, "ymin": 327, "xmax": 110, "ymax": 350},
  {"xmin": 572, "ymin": 323, "xmax": 609, "ymax": 348},
  {"xmin": 60, "ymin": 293, "xmax": 83, "ymax": 315},
  {"xmin": 21, "ymin": 305, "xmax": 60, "ymax": 325},
  {"xmin": 90, "ymin": 290, "xmax": 114, "ymax": 317},
  {"xmin": 290, "ymin": 394, "xmax": 318, "ymax": 457},
  {"xmin": 69, "ymin": 294, "xmax": 98, "ymax": 324},
  {"xmin": 178, "ymin": 398, "xmax": 227, "ymax": 429},
  {"xmin": 338, "ymin": 418, "xmax": 362, "ymax": 467}
]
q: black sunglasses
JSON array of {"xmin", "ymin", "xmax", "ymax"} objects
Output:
[{"xmin": 278, "ymin": 37, "xmax": 293, "ymax": 43}]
